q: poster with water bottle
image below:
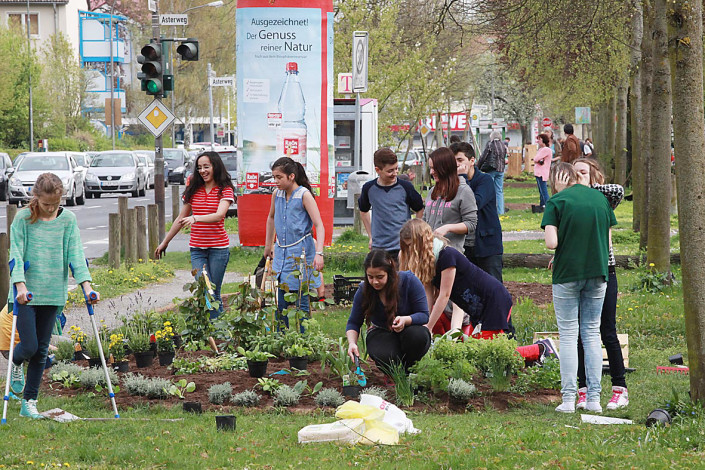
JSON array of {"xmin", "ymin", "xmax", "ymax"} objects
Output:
[{"xmin": 235, "ymin": 0, "xmax": 335, "ymax": 199}]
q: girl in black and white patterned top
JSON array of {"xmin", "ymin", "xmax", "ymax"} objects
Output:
[{"xmin": 573, "ymin": 158, "xmax": 629, "ymax": 411}]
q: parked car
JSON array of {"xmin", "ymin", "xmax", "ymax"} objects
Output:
[
  {"xmin": 135, "ymin": 154, "xmax": 155, "ymax": 189},
  {"xmin": 164, "ymin": 148, "xmax": 191, "ymax": 184},
  {"xmin": 134, "ymin": 150, "xmax": 170, "ymax": 187},
  {"xmin": 72, "ymin": 152, "xmax": 92, "ymax": 196},
  {"xmin": 84, "ymin": 151, "xmax": 147, "ymax": 198},
  {"xmin": 216, "ymin": 148, "xmax": 238, "ymax": 216},
  {"xmin": 9, "ymin": 152, "xmax": 86, "ymax": 206},
  {"xmin": 0, "ymin": 152, "xmax": 13, "ymax": 201}
]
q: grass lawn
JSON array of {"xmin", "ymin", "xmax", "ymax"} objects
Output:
[
  {"xmin": 4, "ymin": 264, "xmax": 703, "ymax": 468},
  {"xmin": 30, "ymin": 184, "xmax": 698, "ymax": 468}
]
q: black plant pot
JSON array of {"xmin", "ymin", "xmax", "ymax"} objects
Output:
[
  {"xmin": 342, "ymin": 385, "xmax": 361, "ymax": 399},
  {"xmin": 215, "ymin": 415, "xmax": 236, "ymax": 431},
  {"xmin": 150, "ymin": 342, "xmax": 158, "ymax": 357},
  {"xmin": 288, "ymin": 356, "xmax": 308, "ymax": 371},
  {"xmin": 134, "ymin": 351, "xmax": 155, "ymax": 368},
  {"xmin": 531, "ymin": 204, "xmax": 545, "ymax": 214},
  {"xmin": 174, "ymin": 335, "xmax": 183, "ymax": 349},
  {"xmin": 158, "ymin": 352, "xmax": 175, "ymax": 366},
  {"xmin": 88, "ymin": 358, "xmax": 103, "ymax": 369},
  {"xmin": 183, "ymin": 401, "xmax": 202, "ymax": 414},
  {"xmin": 74, "ymin": 349, "xmax": 88, "ymax": 362},
  {"xmin": 247, "ymin": 360, "xmax": 268, "ymax": 378},
  {"xmin": 113, "ymin": 361, "xmax": 129, "ymax": 373},
  {"xmin": 646, "ymin": 408, "xmax": 673, "ymax": 427}
]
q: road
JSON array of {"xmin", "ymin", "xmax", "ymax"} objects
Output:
[{"xmin": 0, "ymin": 186, "xmax": 192, "ymax": 260}]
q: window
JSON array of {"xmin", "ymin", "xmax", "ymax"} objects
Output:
[{"xmin": 7, "ymin": 13, "xmax": 39, "ymax": 37}]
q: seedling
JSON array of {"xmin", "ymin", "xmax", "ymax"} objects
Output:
[{"xmin": 164, "ymin": 379, "xmax": 196, "ymax": 399}]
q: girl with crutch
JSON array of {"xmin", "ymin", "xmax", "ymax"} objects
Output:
[{"xmin": 7, "ymin": 173, "xmax": 99, "ymax": 419}]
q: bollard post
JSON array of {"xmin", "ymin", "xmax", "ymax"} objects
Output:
[
  {"xmin": 0, "ymin": 233, "xmax": 8, "ymax": 308},
  {"xmin": 171, "ymin": 185, "xmax": 181, "ymax": 222},
  {"xmin": 6, "ymin": 204, "xmax": 17, "ymax": 233},
  {"xmin": 148, "ymin": 204, "xmax": 159, "ymax": 260},
  {"xmin": 125, "ymin": 208, "xmax": 137, "ymax": 263},
  {"xmin": 109, "ymin": 213, "xmax": 121, "ymax": 269},
  {"xmin": 118, "ymin": 196, "xmax": 128, "ymax": 252},
  {"xmin": 136, "ymin": 205, "xmax": 148, "ymax": 262}
]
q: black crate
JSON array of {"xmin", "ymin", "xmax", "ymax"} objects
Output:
[{"xmin": 333, "ymin": 275, "xmax": 365, "ymax": 304}]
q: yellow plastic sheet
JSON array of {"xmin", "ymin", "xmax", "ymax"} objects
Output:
[
  {"xmin": 335, "ymin": 401, "xmax": 385, "ymax": 422},
  {"xmin": 360, "ymin": 419, "xmax": 399, "ymax": 446}
]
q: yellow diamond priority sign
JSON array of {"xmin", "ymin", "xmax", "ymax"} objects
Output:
[{"xmin": 138, "ymin": 99, "xmax": 175, "ymax": 137}]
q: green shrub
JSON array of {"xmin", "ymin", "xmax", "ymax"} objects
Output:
[
  {"xmin": 208, "ymin": 382, "xmax": 233, "ymax": 405},
  {"xmin": 447, "ymin": 378, "xmax": 477, "ymax": 401},
  {"xmin": 231, "ymin": 390, "xmax": 261, "ymax": 407},
  {"xmin": 54, "ymin": 340, "xmax": 75, "ymax": 362},
  {"xmin": 473, "ymin": 335, "xmax": 524, "ymax": 392},
  {"xmin": 362, "ymin": 385, "xmax": 388, "ymax": 400},
  {"xmin": 273, "ymin": 385, "xmax": 301, "ymax": 407},
  {"xmin": 78, "ymin": 367, "xmax": 119, "ymax": 389},
  {"xmin": 122, "ymin": 374, "xmax": 171, "ymax": 398},
  {"xmin": 314, "ymin": 388, "xmax": 345, "ymax": 408},
  {"xmin": 510, "ymin": 358, "xmax": 561, "ymax": 394},
  {"xmin": 50, "ymin": 362, "xmax": 85, "ymax": 388}
]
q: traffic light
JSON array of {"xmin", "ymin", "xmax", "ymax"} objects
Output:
[
  {"xmin": 137, "ymin": 41, "xmax": 163, "ymax": 96},
  {"xmin": 176, "ymin": 39, "xmax": 199, "ymax": 61}
]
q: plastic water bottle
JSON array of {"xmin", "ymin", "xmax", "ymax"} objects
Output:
[{"xmin": 276, "ymin": 62, "xmax": 307, "ymax": 167}]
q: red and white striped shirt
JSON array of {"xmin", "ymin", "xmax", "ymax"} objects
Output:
[{"xmin": 188, "ymin": 185, "xmax": 235, "ymax": 248}]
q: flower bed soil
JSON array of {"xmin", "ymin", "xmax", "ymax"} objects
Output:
[
  {"xmin": 42, "ymin": 351, "xmax": 559, "ymax": 414},
  {"xmin": 504, "ymin": 282, "xmax": 553, "ymax": 307}
]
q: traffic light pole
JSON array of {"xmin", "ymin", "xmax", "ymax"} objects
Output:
[{"xmin": 151, "ymin": 2, "xmax": 166, "ymax": 242}]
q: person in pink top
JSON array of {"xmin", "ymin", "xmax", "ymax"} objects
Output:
[
  {"xmin": 155, "ymin": 151, "xmax": 235, "ymax": 318},
  {"xmin": 533, "ymin": 133, "xmax": 554, "ymax": 207}
]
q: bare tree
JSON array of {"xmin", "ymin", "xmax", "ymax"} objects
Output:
[
  {"xmin": 646, "ymin": 0, "xmax": 672, "ymax": 273},
  {"xmin": 668, "ymin": 0, "xmax": 705, "ymax": 401},
  {"xmin": 639, "ymin": 0, "xmax": 654, "ymax": 249},
  {"xmin": 629, "ymin": 1, "xmax": 643, "ymax": 231}
]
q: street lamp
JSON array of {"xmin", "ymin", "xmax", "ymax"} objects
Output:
[
  {"xmin": 170, "ymin": 0, "xmax": 224, "ymax": 147},
  {"xmin": 486, "ymin": 38, "xmax": 495, "ymax": 124}
]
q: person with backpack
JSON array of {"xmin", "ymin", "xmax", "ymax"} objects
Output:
[{"xmin": 477, "ymin": 130, "xmax": 507, "ymax": 214}]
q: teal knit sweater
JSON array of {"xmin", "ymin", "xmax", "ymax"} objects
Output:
[{"xmin": 9, "ymin": 208, "xmax": 92, "ymax": 306}]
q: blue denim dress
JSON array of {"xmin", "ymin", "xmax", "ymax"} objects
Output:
[{"xmin": 273, "ymin": 186, "xmax": 321, "ymax": 292}]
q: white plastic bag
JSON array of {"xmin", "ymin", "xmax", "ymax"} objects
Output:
[{"xmin": 359, "ymin": 394, "xmax": 420, "ymax": 434}]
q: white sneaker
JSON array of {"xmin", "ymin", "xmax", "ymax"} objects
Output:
[
  {"xmin": 555, "ymin": 401, "xmax": 575, "ymax": 413},
  {"xmin": 586, "ymin": 401, "xmax": 602, "ymax": 413},
  {"xmin": 606, "ymin": 386, "xmax": 629, "ymax": 410},
  {"xmin": 576, "ymin": 387, "xmax": 587, "ymax": 410}
]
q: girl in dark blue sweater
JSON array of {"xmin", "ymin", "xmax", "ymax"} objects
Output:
[{"xmin": 346, "ymin": 250, "xmax": 431, "ymax": 371}]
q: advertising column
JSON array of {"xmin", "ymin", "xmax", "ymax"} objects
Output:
[{"xmin": 236, "ymin": 0, "xmax": 334, "ymax": 246}]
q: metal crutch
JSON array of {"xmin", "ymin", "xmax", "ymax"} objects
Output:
[
  {"xmin": 2, "ymin": 260, "xmax": 32, "ymax": 425},
  {"xmin": 70, "ymin": 262, "xmax": 119, "ymax": 419}
]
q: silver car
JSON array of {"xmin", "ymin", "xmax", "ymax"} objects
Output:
[
  {"xmin": 84, "ymin": 151, "xmax": 147, "ymax": 198},
  {"xmin": 9, "ymin": 152, "xmax": 86, "ymax": 206}
]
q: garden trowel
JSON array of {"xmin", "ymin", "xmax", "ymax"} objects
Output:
[{"xmin": 353, "ymin": 355, "xmax": 367, "ymax": 387}]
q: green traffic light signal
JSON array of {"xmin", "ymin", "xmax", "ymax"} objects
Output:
[{"xmin": 137, "ymin": 41, "xmax": 163, "ymax": 96}]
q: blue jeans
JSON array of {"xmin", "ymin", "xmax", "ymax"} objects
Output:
[
  {"xmin": 190, "ymin": 247, "xmax": 230, "ymax": 319},
  {"xmin": 277, "ymin": 288, "xmax": 309, "ymax": 333},
  {"xmin": 13, "ymin": 304, "xmax": 60, "ymax": 400},
  {"xmin": 487, "ymin": 170, "xmax": 505, "ymax": 214},
  {"xmin": 552, "ymin": 277, "xmax": 606, "ymax": 403},
  {"xmin": 535, "ymin": 176, "xmax": 549, "ymax": 207}
]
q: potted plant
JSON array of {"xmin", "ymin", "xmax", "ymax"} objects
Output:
[
  {"xmin": 285, "ymin": 343, "xmax": 312, "ymax": 371},
  {"xmin": 84, "ymin": 336, "xmax": 108, "ymax": 368},
  {"xmin": 68, "ymin": 325, "xmax": 88, "ymax": 361},
  {"xmin": 322, "ymin": 339, "xmax": 358, "ymax": 397},
  {"xmin": 237, "ymin": 346, "xmax": 274, "ymax": 378},
  {"xmin": 128, "ymin": 327, "xmax": 153, "ymax": 368},
  {"xmin": 109, "ymin": 333, "xmax": 129, "ymax": 372},
  {"xmin": 155, "ymin": 321, "xmax": 176, "ymax": 366}
]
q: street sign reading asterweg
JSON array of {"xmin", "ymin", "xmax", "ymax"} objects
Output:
[
  {"xmin": 138, "ymin": 99, "xmax": 175, "ymax": 137},
  {"xmin": 160, "ymin": 14, "xmax": 188, "ymax": 26}
]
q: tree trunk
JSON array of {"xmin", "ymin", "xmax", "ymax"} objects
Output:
[
  {"xmin": 606, "ymin": 94, "xmax": 617, "ymax": 180},
  {"xmin": 639, "ymin": 0, "xmax": 654, "ymax": 250},
  {"xmin": 615, "ymin": 76, "xmax": 629, "ymax": 185},
  {"xmin": 646, "ymin": 0, "xmax": 672, "ymax": 273},
  {"xmin": 668, "ymin": 0, "xmax": 705, "ymax": 402},
  {"xmin": 630, "ymin": 0, "xmax": 644, "ymax": 232}
]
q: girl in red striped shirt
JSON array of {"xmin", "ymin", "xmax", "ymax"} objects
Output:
[{"xmin": 155, "ymin": 151, "xmax": 235, "ymax": 318}]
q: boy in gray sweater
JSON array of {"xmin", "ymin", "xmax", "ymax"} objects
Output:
[{"xmin": 359, "ymin": 148, "xmax": 425, "ymax": 259}]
